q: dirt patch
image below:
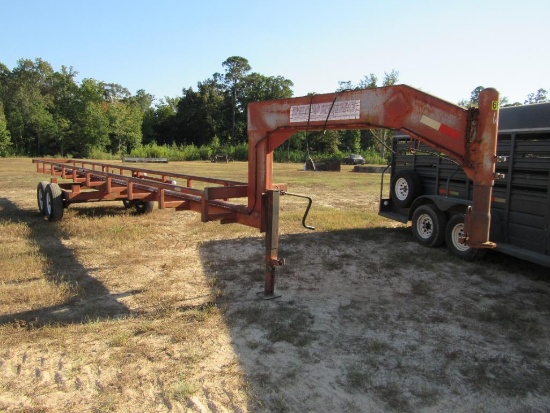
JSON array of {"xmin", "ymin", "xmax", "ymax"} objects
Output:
[{"xmin": 200, "ymin": 230, "xmax": 550, "ymax": 412}]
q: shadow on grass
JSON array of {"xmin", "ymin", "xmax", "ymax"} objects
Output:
[
  {"xmin": 63, "ymin": 201, "xmax": 155, "ymax": 219},
  {"xmin": 0, "ymin": 197, "xmax": 132, "ymax": 326}
]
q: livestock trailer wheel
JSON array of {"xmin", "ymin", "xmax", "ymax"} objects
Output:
[
  {"xmin": 412, "ymin": 204, "xmax": 447, "ymax": 247},
  {"xmin": 445, "ymin": 214, "xmax": 486, "ymax": 261},
  {"xmin": 45, "ymin": 183, "xmax": 64, "ymax": 222},
  {"xmin": 122, "ymin": 199, "xmax": 133, "ymax": 209},
  {"xmin": 390, "ymin": 169, "xmax": 421, "ymax": 208},
  {"xmin": 37, "ymin": 181, "xmax": 49, "ymax": 215},
  {"xmin": 134, "ymin": 200, "xmax": 154, "ymax": 214}
]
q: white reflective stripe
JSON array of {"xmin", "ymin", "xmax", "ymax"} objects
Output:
[{"xmin": 420, "ymin": 115, "xmax": 441, "ymax": 131}]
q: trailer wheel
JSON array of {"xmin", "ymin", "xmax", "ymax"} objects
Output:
[
  {"xmin": 412, "ymin": 204, "xmax": 447, "ymax": 247},
  {"xmin": 45, "ymin": 183, "xmax": 64, "ymax": 222},
  {"xmin": 122, "ymin": 199, "xmax": 133, "ymax": 209},
  {"xmin": 37, "ymin": 181, "xmax": 49, "ymax": 215},
  {"xmin": 134, "ymin": 200, "xmax": 154, "ymax": 214},
  {"xmin": 445, "ymin": 214, "xmax": 486, "ymax": 261},
  {"xmin": 390, "ymin": 169, "xmax": 421, "ymax": 208}
]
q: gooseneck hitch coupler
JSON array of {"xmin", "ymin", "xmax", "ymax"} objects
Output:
[{"xmin": 281, "ymin": 191, "xmax": 315, "ymax": 230}]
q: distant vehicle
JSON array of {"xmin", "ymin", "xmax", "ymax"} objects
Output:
[
  {"xmin": 342, "ymin": 154, "xmax": 366, "ymax": 165},
  {"xmin": 211, "ymin": 154, "xmax": 231, "ymax": 163}
]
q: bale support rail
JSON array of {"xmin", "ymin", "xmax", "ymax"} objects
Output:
[
  {"xmin": 33, "ymin": 158, "xmax": 254, "ymax": 219},
  {"xmin": 33, "ymin": 158, "xmax": 286, "ymax": 297}
]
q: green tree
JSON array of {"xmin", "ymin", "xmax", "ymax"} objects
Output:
[
  {"xmin": 107, "ymin": 100, "xmax": 143, "ymax": 154},
  {"xmin": 525, "ymin": 88, "xmax": 548, "ymax": 104},
  {"xmin": 146, "ymin": 97, "xmax": 179, "ymax": 145},
  {"xmin": 337, "ymin": 73, "xmax": 378, "ymax": 92},
  {"xmin": 359, "ymin": 73, "xmax": 379, "ymax": 89},
  {"xmin": 2, "ymin": 58, "xmax": 56, "ymax": 155},
  {"xmin": 71, "ymin": 79, "xmax": 110, "ymax": 156},
  {"xmin": 340, "ymin": 130, "xmax": 361, "ymax": 154},
  {"xmin": 77, "ymin": 77, "xmax": 105, "ymax": 104},
  {"xmin": 308, "ymin": 130, "xmax": 340, "ymax": 154},
  {"xmin": 197, "ymin": 78, "xmax": 226, "ymax": 144},
  {"xmin": 142, "ymin": 106, "xmax": 157, "ymax": 144},
  {"xmin": 103, "ymin": 82, "xmax": 131, "ymax": 102},
  {"xmin": 174, "ymin": 87, "xmax": 213, "ymax": 146},
  {"xmin": 460, "ymin": 86, "xmax": 510, "ymax": 108},
  {"xmin": 127, "ymin": 89, "xmax": 154, "ymax": 112},
  {"xmin": 48, "ymin": 65, "xmax": 78, "ymax": 155},
  {"xmin": 127, "ymin": 89, "xmax": 155, "ymax": 144},
  {"xmin": 0, "ymin": 101, "xmax": 12, "ymax": 156},
  {"xmin": 175, "ymin": 76, "xmax": 227, "ymax": 146},
  {"xmin": 469, "ymin": 86, "xmax": 485, "ymax": 106},
  {"xmin": 220, "ymin": 56, "xmax": 251, "ymax": 142},
  {"xmin": 0, "ymin": 62, "xmax": 9, "ymax": 98},
  {"xmin": 73, "ymin": 100, "xmax": 110, "ymax": 156},
  {"xmin": 170, "ymin": 57, "xmax": 294, "ymax": 148},
  {"xmin": 241, "ymin": 73, "xmax": 293, "ymax": 102}
]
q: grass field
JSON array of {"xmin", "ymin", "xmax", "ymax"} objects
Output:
[{"xmin": 1, "ymin": 158, "xmax": 549, "ymax": 412}]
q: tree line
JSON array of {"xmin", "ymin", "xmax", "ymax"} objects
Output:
[
  {"xmin": 460, "ymin": 86, "xmax": 548, "ymax": 107},
  {"xmin": 0, "ymin": 57, "xmax": 292, "ymax": 158},
  {"xmin": 0, "ymin": 56, "xmax": 547, "ymax": 160}
]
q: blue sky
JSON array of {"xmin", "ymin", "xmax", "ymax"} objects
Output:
[{"xmin": 1, "ymin": 0, "xmax": 548, "ymax": 105}]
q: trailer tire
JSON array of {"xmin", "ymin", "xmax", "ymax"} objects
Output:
[
  {"xmin": 45, "ymin": 183, "xmax": 64, "ymax": 222},
  {"xmin": 134, "ymin": 200, "xmax": 154, "ymax": 214},
  {"xmin": 37, "ymin": 181, "xmax": 49, "ymax": 215},
  {"xmin": 445, "ymin": 214, "xmax": 486, "ymax": 261},
  {"xmin": 390, "ymin": 169, "xmax": 421, "ymax": 208},
  {"xmin": 122, "ymin": 199, "xmax": 133, "ymax": 209},
  {"xmin": 412, "ymin": 204, "xmax": 447, "ymax": 247}
]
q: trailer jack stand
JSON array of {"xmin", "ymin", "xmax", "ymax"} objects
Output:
[
  {"xmin": 258, "ymin": 190, "xmax": 284, "ymax": 299},
  {"xmin": 257, "ymin": 261, "xmax": 284, "ymax": 300}
]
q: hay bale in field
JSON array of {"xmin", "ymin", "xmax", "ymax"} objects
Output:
[{"xmin": 353, "ymin": 165, "xmax": 389, "ymax": 173}]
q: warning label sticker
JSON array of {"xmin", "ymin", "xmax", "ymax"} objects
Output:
[{"xmin": 290, "ymin": 100, "xmax": 360, "ymax": 123}]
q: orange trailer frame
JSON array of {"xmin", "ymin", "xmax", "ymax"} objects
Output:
[{"xmin": 34, "ymin": 85, "xmax": 500, "ymax": 297}]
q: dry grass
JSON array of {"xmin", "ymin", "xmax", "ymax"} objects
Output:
[{"xmin": 1, "ymin": 158, "xmax": 549, "ymax": 412}]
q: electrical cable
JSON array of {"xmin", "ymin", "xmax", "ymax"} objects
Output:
[
  {"xmin": 304, "ymin": 94, "xmax": 315, "ymax": 170},
  {"xmin": 305, "ymin": 90, "xmax": 346, "ymax": 169}
]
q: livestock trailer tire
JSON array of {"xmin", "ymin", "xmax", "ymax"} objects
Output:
[
  {"xmin": 37, "ymin": 181, "xmax": 49, "ymax": 215},
  {"xmin": 45, "ymin": 183, "xmax": 64, "ymax": 222},
  {"xmin": 122, "ymin": 199, "xmax": 133, "ymax": 209},
  {"xmin": 412, "ymin": 204, "xmax": 447, "ymax": 247},
  {"xmin": 445, "ymin": 214, "xmax": 486, "ymax": 261},
  {"xmin": 134, "ymin": 200, "xmax": 155, "ymax": 214},
  {"xmin": 390, "ymin": 169, "xmax": 421, "ymax": 208}
]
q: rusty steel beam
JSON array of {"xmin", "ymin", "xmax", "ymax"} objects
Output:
[
  {"xmin": 463, "ymin": 88, "xmax": 500, "ymax": 247},
  {"xmin": 247, "ymin": 85, "xmax": 500, "ymax": 248}
]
